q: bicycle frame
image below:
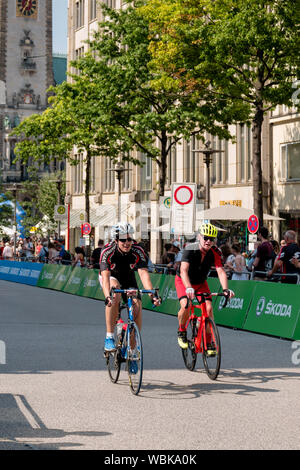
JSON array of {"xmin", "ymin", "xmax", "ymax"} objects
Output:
[
  {"xmin": 186, "ymin": 292, "xmax": 227, "ymax": 354},
  {"xmin": 111, "ymin": 287, "xmax": 159, "ymax": 359},
  {"xmin": 106, "ymin": 287, "xmax": 159, "ymax": 395}
]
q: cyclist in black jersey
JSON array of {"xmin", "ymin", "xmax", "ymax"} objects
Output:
[{"xmin": 99, "ymin": 222, "xmax": 160, "ymax": 352}]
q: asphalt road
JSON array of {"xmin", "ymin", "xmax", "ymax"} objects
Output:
[{"xmin": 0, "ymin": 280, "xmax": 299, "ymax": 451}]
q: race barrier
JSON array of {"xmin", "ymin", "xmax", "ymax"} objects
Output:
[
  {"xmin": 0, "ymin": 260, "xmax": 43, "ymax": 286},
  {"xmin": 0, "ymin": 261, "xmax": 299, "ymax": 340}
]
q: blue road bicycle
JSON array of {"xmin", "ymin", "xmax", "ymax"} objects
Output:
[{"xmin": 104, "ymin": 287, "xmax": 160, "ymax": 395}]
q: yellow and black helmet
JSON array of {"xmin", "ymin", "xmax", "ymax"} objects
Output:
[{"xmin": 199, "ymin": 223, "xmax": 218, "ymax": 238}]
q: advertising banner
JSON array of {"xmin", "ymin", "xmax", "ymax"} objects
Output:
[
  {"xmin": 243, "ymin": 282, "xmax": 300, "ymax": 339},
  {"xmin": 62, "ymin": 267, "xmax": 86, "ymax": 295},
  {"xmin": 0, "ymin": 260, "xmax": 43, "ymax": 286},
  {"xmin": 37, "ymin": 264, "xmax": 61, "ymax": 289},
  {"xmin": 51, "ymin": 265, "xmax": 73, "ymax": 291},
  {"xmin": 77, "ymin": 269, "xmax": 100, "ymax": 299},
  {"xmin": 213, "ymin": 280, "xmax": 253, "ymax": 329}
]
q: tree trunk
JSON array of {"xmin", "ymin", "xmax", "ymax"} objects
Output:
[
  {"xmin": 85, "ymin": 149, "xmax": 91, "ymax": 224},
  {"xmin": 159, "ymin": 131, "xmax": 168, "ymax": 197},
  {"xmin": 252, "ymin": 105, "xmax": 264, "ymax": 227}
]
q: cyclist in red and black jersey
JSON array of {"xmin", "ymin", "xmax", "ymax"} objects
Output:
[
  {"xmin": 99, "ymin": 222, "xmax": 160, "ymax": 352},
  {"xmin": 175, "ymin": 223, "xmax": 234, "ymax": 352}
]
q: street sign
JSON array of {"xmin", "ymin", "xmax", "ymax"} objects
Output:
[
  {"xmin": 82, "ymin": 222, "xmax": 91, "ymax": 235},
  {"xmin": 54, "ymin": 205, "xmax": 67, "ymax": 221},
  {"xmin": 247, "ymin": 214, "xmax": 259, "ymax": 234},
  {"xmin": 170, "ymin": 183, "xmax": 196, "ymax": 235},
  {"xmin": 249, "ymin": 234, "xmax": 257, "ymax": 243}
]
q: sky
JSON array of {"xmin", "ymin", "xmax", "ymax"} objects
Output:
[{"xmin": 52, "ymin": 0, "xmax": 68, "ymax": 55}]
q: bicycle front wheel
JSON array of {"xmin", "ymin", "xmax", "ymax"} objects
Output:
[
  {"xmin": 126, "ymin": 322, "xmax": 143, "ymax": 395},
  {"xmin": 182, "ymin": 318, "xmax": 197, "ymax": 371},
  {"xmin": 106, "ymin": 326, "xmax": 122, "ymax": 384},
  {"xmin": 202, "ymin": 318, "xmax": 221, "ymax": 380}
]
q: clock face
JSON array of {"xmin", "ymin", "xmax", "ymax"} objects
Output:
[{"xmin": 17, "ymin": 0, "xmax": 38, "ymax": 17}]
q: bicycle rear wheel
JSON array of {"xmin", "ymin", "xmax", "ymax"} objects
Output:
[
  {"xmin": 202, "ymin": 317, "xmax": 221, "ymax": 380},
  {"xmin": 126, "ymin": 322, "xmax": 143, "ymax": 395},
  {"xmin": 182, "ymin": 318, "xmax": 197, "ymax": 371},
  {"xmin": 106, "ymin": 327, "xmax": 122, "ymax": 383}
]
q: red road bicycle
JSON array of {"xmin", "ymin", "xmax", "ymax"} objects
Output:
[{"xmin": 182, "ymin": 292, "xmax": 229, "ymax": 380}]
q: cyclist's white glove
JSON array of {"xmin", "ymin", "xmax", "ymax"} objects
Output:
[{"xmin": 186, "ymin": 287, "xmax": 195, "ymax": 299}]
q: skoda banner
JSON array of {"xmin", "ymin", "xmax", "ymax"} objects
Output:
[
  {"xmin": 213, "ymin": 280, "xmax": 253, "ymax": 329},
  {"xmin": 243, "ymin": 283, "xmax": 300, "ymax": 339}
]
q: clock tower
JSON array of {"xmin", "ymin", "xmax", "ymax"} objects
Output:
[{"xmin": 0, "ymin": 0, "xmax": 54, "ymax": 184}]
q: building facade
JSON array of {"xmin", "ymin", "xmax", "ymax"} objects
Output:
[
  {"xmin": 66, "ymin": 0, "xmax": 300, "ymax": 261},
  {"xmin": 0, "ymin": 0, "xmax": 55, "ymax": 185}
]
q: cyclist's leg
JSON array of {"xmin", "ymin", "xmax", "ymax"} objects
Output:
[
  {"xmin": 99, "ymin": 274, "xmax": 121, "ymax": 351},
  {"xmin": 132, "ymin": 298, "xmax": 142, "ymax": 331},
  {"xmin": 175, "ymin": 275, "xmax": 191, "ymax": 348}
]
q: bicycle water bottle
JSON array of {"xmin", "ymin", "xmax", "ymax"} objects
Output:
[{"xmin": 116, "ymin": 319, "xmax": 124, "ymax": 337}]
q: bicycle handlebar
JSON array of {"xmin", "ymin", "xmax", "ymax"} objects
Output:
[
  {"xmin": 111, "ymin": 287, "xmax": 159, "ymax": 295},
  {"xmin": 110, "ymin": 287, "xmax": 161, "ymax": 307},
  {"xmin": 184, "ymin": 292, "xmax": 230, "ymax": 309}
]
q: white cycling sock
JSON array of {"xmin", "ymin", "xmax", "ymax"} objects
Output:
[{"xmin": 106, "ymin": 333, "xmax": 114, "ymax": 339}]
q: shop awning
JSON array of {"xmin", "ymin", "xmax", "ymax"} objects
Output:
[{"xmin": 200, "ymin": 205, "xmax": 285, "ymax": 221}]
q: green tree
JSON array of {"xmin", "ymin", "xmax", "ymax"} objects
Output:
[
  {"xmin": 73, "ymin": 1, "xmax": 248, "ymax": 197},
  {"xmin": 142, "ymin": 0, "xmax": 300, "ymax": 224},
  {"xmin": 0, "ymin": 191, "xmax": 14, "ymax": 236}
]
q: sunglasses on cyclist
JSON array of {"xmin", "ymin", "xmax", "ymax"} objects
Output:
[
  {"xmin": 118, "ymin": 237, "xmax": 133, "ymax": 243},
  {"xmin": 202, "ymin": 235, "xmax": 215, "ymax": 241}
]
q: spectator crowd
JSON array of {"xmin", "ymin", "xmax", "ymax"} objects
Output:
[{"xmin": 0, "ymin": 227, "xmax": 299, "ymax": 284}]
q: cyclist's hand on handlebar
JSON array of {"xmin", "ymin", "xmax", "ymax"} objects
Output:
[
  {"xmin": 223, "ymin": 288, "xmax": 235, "ymax": 298},
  {"xmin": 105, "ymin": 296, "xmax": 113, "ymax": 307},
  {"xmin": 150, "ymin": 293, "xmax": 161, "ymax": 307},
  {"xmin": 185, "ymin": 287, "xmax": 195, "ymax": 299}
]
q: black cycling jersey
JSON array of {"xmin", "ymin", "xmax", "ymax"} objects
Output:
[
  {"xmin": 176, "ymin": 242, "xmax": 223, "ymax": 284},
  {"xmin": 99, "ymin": 241, "xmax": 148, "ymax": 288}
]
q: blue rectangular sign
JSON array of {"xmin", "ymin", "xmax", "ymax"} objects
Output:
[{"xmin": 0, "ymin": 260, "xmax": 43, "ymax": 286}]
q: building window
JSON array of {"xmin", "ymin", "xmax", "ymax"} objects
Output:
[
  {"xmin": 121, "ymin": 159, "xmax": 132, "ymax": 191},
  {"xmin": 73, "ymin": 153, "xmax": 84, "ymax": 194},
  {"xmin": 75, "ymin": 0, "xmax": 85, "ymax": 29},
  {"xmin": 104, "ymin": 157, "xmax": 115, "ymax": 192},
  {"xmin": 210, "ymin": 136, "xmax": 228, "ymax": 185},
  {"xmin": 140, "ymin": 153, "xmax": 152, "ymax": 191},
  {"xmin": 185, "ymin": 136, "xmax": 197, "ymax": 182},
  {"xmin": 237, "ymin": 123, "xmax": 252, "ymax": 183},
  {"xmin": 105, "ymin": 0, "xmax": 116, "ymax": 8},
  {"xmin": 89, "ymin": 0, "xmax": 97, "ymax": 20},
  {"xmin": 281, "ymin": 142, "xmax": 300, "ymax": 181}
]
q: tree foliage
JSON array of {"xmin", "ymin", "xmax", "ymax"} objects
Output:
[{"xmin": 142, "ymin": 0, "xmax": 300, "ymax": 221}]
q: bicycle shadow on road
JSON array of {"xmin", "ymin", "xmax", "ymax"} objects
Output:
[
  {"xmin": 0, "ymin": 393, "xmax": 111, "ymax": 450},
  {"xmin": 141, "ymin": 368, "xmax": 300, "ymax": 400}
]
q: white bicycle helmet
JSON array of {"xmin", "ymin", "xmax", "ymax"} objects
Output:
[{"xmin": 111, "ymin": 222, "xmax": 135, "ymax": 239}]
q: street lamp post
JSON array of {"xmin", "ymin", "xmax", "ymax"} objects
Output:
[
  {"xmin": 109, "ymin": 163, "xmax": 131, "ymax": 221},
  {"xmin": 192, "ymin": 141, "xmax": 224, "ymax": 209}
]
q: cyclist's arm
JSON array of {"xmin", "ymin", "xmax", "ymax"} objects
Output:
[
  {"xmin": 180, "ymin": 261, "xmax": 192, "ymax": 289},
  {"xmin": 138, "ymin": 267, "xmax": 154, "ymax": 290},
  {"xmin": 101, "ymin": 269, "xmax": 111, "ymax": 299},
  {"xmin": 216, "ymin": 266, "xmax": 229, "ymax": 291}
]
